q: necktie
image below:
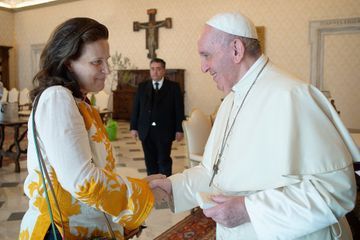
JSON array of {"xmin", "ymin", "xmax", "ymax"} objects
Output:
[{"xmin": 155, "ymin": 82, "xmax": 159, "ymax": 92}]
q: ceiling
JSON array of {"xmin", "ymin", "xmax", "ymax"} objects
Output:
[{"xmin": 0, "ymin": 0, "xmax": 59, "ymax": 9}]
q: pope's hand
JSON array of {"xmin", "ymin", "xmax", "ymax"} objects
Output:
[
  {"xmin": 203, "ymin": 195, "xmax": 250, "ymax": 228},
  {"xmin": 143, "ymin": 174, "xmax": 166, "ymax": 183},
  {"xmin": 151, "ymin": 187, "xmax": 169, "ymax": 205},
  {"xmin": 149, "ymin": 178, "xmax": 172, "ymax": 195},
  {"xmin": 143, "ymin": 175, "xmax": 169, "ymax": 207}
]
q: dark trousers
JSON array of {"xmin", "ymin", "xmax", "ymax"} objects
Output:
[{"xmin": 141, "ymin": 128, "xmax": 173, "ymax": 177}]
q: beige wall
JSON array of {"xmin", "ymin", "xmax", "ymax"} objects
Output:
[
  {"xmin": 10, "ymin": 0, "xmax": 360, "ymax": 114},
  {"xmin": 0, "ymin": 8, "xmax": 16, "ymax": 88},
  {"xmin": 324, "ymin": 33, "xmax": 360, "ymax": 129}
]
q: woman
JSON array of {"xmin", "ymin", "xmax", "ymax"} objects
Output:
[{"xmin": 20, "ymin": 17, "xmax": 157, "ymax": 240}]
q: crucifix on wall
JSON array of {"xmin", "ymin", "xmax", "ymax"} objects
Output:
[{"xmin": 133, "ymin": 9, "xmax": 172, "ymax": 59}]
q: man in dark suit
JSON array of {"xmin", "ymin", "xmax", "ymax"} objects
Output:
[{"xmin": 130, "ymin": 58, "xmax": 185, "ymax": 177}]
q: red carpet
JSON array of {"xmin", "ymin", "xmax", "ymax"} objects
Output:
[{"xmin": 154, "ymin": 208, "xmax": 216, "ymax": 240}]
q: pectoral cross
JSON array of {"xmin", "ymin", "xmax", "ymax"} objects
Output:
[
  {"xmin": 209, "ymin": 153, "xmax": 222, "ymax": 187},
  {"xmin": 133, "ymin": 9, "xmax": 172, "ymax": 59}
]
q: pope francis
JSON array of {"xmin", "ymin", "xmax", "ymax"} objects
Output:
[{"xmin": 150, "ymin": 12, "xmax": 359, "ymax": 240}]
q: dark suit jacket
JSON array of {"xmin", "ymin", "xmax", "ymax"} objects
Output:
[{"xmin": 130, "ymin": 79, "xmax": 185, "ymax": 142}]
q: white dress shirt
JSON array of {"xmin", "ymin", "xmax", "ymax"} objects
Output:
[{"xmin": 152, "ymin": 78, "xmax": 164, "ymax": 90}]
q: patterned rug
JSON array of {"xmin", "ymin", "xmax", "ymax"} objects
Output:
[{"xmin": 154, "ymin": 208, "xmax": 216, "ymax": 240}]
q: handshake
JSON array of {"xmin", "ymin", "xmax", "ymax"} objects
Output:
[
  {"xmin": 144, "ymin": 174, "xmax": 174, "ymax": 210},
  {"xmin": 143, "ymin": 175, "xmax": 250, "ymax": 229}
]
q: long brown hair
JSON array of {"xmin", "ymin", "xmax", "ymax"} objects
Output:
[{"xmin": 30, "ymin": 17, "xmax": 109, "ymax": 101}]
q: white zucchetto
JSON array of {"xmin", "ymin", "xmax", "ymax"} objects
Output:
[{"xmin": 206, "ymin": 12, "xmax": 258, "ymax": 39}]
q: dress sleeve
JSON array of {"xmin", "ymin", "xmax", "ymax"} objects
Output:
[
  {"xmin": 35, "ymin": 87, "xmax": 153, "ymax": 230},
  {"xmin": 245, "ymin": 166, "xmax": 356, "ymax": 239}
]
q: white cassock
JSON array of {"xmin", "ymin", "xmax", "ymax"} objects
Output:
[{"xmin": 169, "ymin": 55, "xmax": 359, "ymax": 240}]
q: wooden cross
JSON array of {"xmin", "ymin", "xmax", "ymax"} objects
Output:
[{"xmin": 133, "ymin": 9, "xmax": 172, "ymax": 59}]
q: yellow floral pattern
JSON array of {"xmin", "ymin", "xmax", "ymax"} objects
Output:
[
  {"xmin": 20, "ymin": 97, "xmax": 154, "ymax": 240},
  {"xmin": 78, "ymin": 102, "xmax": 115, "ymax": 171},
  {"xmin": 19, "ymin": 229, "xmax": 29, "ymax": 240}
]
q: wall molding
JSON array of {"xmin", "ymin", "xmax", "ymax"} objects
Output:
[{"xmin": 309, "ymin": 17, "xmax": 360, "ymax": 89}]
